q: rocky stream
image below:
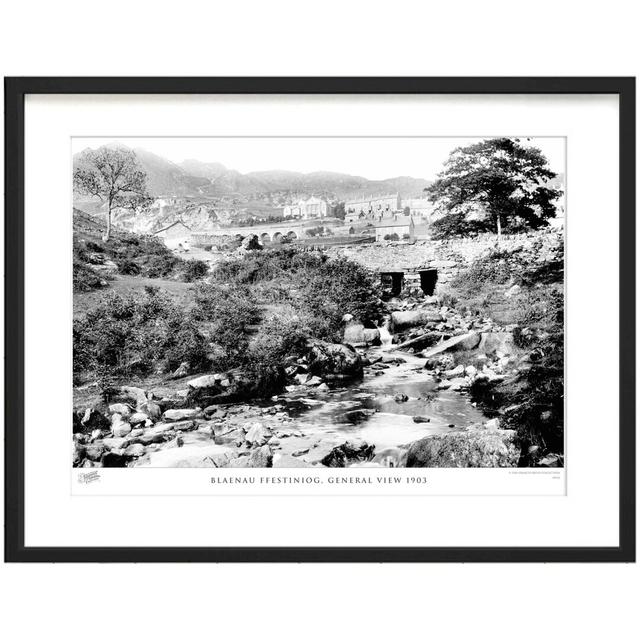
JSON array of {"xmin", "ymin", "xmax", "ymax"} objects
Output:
[{"xmin": 73, "ymin": 297, "xmax": 527, "ymax": 469}]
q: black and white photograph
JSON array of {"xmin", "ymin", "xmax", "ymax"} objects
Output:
[{"xmin": 72, "ymin": 135, "xmax": 565, "ymax": 472}]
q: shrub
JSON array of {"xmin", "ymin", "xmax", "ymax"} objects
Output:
[
  {"xmin": 181, "ymin": 259, "xmax": 209, "ymax": 282},
  {"xmin": 192, "ymin": 282, "xmax": 261, "ymax": 368},
  {"xmin": 243, "ymin": 312, "xmax": 310, "ymax": 397},
  {"xmin": 384, "ymin": 233, "xmax": 399, "ymax": 241},
  {"xmin": 73, "ymin": 287, "xmax": 210, "ymax": 383},
  {"xmin": 117, "ymin": 259, "xmax": 141, "ymax": 276},
  {"xmin": 73, "ymin": 261, "xmax": 103, "ymax": 292},
  {"xmin": 139, "ymin": 253, "xmax": 180, "ymax": 278}
]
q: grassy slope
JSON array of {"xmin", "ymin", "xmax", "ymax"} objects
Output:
[{"xmin": 73, "ymin": 208, "xmax": 201, "ymax": 316}]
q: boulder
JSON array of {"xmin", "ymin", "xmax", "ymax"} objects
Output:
[
  {"xmin": 343, "ymin": 316, "xmax": 381, "ymax": 347},
  {"xmin": 423, "ymin": 353, "xmax": 455, "ymax": 371},
  {"xmin": 129, "ymin": 412, "xmax": 149, "ymax": 426},
  {"xmin": 111, "ymin": 415, "xmax": 132, "ymax": 438},
  {"xmin": 102, "ymin": 437, "xmax": 128, "ymax": 450},
  {"xmin": 171, "ymin": 420, "xmax": 197, "ymax": 432},
  {"xmin": 248, "ymin": 445, "xmax": 273, "ymax": 467},
  {"xmin": 109, "ymin": 403, "xmax": 132, "ymax": 417},
  {"xmin": 306, "ymin": 339, "xmax": 363, "ymax": 379},
  {"xmin": 84, "ymin": 442, "xmax": 106, "ymax": 462},
  {"xmin": 123, "ymin": 443, "xmax": 145, "ymax": 458},
  {"xmin": 187, "ymin": 374, "xmax": 223, "ymax": 390},
  {"xmin": 321, "ymin": 441, "xmax": 375, "ymax": 467},
  {"xmin": 421, "ymin": 332, "xmax": 481, "ymax": 358},
  {"xmin": 163, "ymin": 408, "xmax": 201, "ymax": 422},
  {"xmin": 405, "ymin": 430, "xmax": 520, "ymax": 468},
  {"xmin": 445, "ymin": 364, "xmax": 465, "ymax": 379},
  {"xmin": 390, "ymin": 309, "xmax": 443, "ymax": 332},
  {"xmin": 412, "ymin": 416, "xmax": 431, "ymax": 423},
  {"xmin": 140, "ymin": 401, "xmax": 162, "ymax": 420},
  {"xmin": 244, "ymin": 422, "xmax": 272, "ymax": 447}
]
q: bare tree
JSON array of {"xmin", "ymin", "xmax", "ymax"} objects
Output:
[{"xmin": 73, "ymin": 145, "xmax": 151, "ymax": 241}]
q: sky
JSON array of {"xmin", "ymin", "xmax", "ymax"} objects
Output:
[{"xmin": 73, "ymin": 136, "xmax": 566, "ymax": 182}]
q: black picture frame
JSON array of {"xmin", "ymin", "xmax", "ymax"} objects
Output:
[{"xmin": 4, "ymin": 77, "xmax": 636, "ymax": 563}]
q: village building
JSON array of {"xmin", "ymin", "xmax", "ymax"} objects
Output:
[
  {"xmin": 152, "ymin": 220, "xmax": 192, "ymax": 249},
  {"xmin": 374, "ymin": 215, "xmax": 415, "ymax": 242},
  {"xmin": 401, "ymin": 197, "xmax": 435, "ymax": 221},
  {"xmin": 283, "ymin": 196, "xmax": 330, "ymax": 219},
  {"xmin": 344, "ymin": 193, "xmax": 402, "ymax": 222}
]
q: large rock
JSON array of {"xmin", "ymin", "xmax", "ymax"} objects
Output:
[
  {"xmin": 163, "ymin": 408, "xmax": 201, "ymax": 422},
  {"xmin": 248, "ymin": 445, "xmax": 273, "ymax": 467},
  {"xmin": 109, "ymin": 403, "xmax": 132, "ymax": 417},
  {"xmin": 421, "ymin": 332, "xmax": 481, "ymax": 358},
  {"xmin": 390, "ymin": 309, "xmax": 442, "ymax": 331},
  {"xmin": 405, "ymin": 430, "xmax": 520, "ymax": 468},
  {"xmin": 244, "ymin": 422, "xmax": 272, "ymax": 446},
  {"xmin": 187, "ymin": 374, "xmax": 223, "ymax": 390},
  {"xmin": 342, "ymin": 315, "xmax": 381, "ymax": 347},
  {"xmin": 119, "ymin": 386, "xmax": 147, "ymax": 409},
  {"xmin": 111, "ymin": 414, "xmax": 132, "ymax": 437},
  {"xmin": 306, "ymin": 339, "xmax": 363, "ymax": 379},
  {"xmin": 321, "ymin": 440, "xmax": 375, "ymax": 467}
]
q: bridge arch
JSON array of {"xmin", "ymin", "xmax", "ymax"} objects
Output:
[
  {"xmin": 272, "ymin": 231, "xmax": 283, "ymax": 244},
  {"xmin": 260, "ymin": 232, "xmax": 271, "ymax": 244},
  {"xmin": 286, "ymin": 230, "xmax": 298, "ymax": 241}
]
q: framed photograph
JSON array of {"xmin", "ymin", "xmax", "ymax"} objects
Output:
[{"xmin": 4, "ymin": 77, "xmax": 635, "ymax": 562}]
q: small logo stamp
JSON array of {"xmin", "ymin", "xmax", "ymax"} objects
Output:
[{"xmin": 78, "ymin": 470, "xmax": 101, "ymax": 484}]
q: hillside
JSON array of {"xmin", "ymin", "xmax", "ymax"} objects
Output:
[{"xmin": 73, "ymin": 144, "xmax": 430, "ymax": 200}]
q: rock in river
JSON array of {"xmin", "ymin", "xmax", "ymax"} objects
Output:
[
  {"xmin": 405, "ymin": 430, "xmax": 520, "ymax": 468},
  {"xmin": 321, "ymin": 440, "xmax": 375, "ymax": 467},
  {"xmin": 390, "ymin": 309, "xmax": 443, "ymax": 331},
  {"xmin": 306, "ymin": 339, "xmax": 363, "ymax": 379},
  {"xmin": 163, "ymin": 408, "xmax": 201, "ymax": 422}
]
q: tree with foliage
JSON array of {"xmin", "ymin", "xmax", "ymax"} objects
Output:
[
  {"xmin": 73, "ymin": 145, "xmax": 151, "ymax": 241},
  {"xmin": 333, "ymin": 202, "xmax": 346, "ymax": 220},
  {"xmin": 427, "ymin": 138, "xmax": 562, "ymax": 240}
]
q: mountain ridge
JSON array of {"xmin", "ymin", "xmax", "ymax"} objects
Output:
[{"xmin": 72, "ymin": 144, "xmax": 430, "ymax": 199}]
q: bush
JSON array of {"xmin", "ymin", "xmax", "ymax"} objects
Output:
[
  {"xmin": 139, "ymin": 253, "xmax": 180, "ymax": 278},
  {"xmin": 73, "ymin": 287, "xmax": 210, "ymax": 383},
  {"xmin": 243, "ymin": 312, "xmax": 310, "ymax": 397},
  {"xmin": 73, "ymin": 261, "xmax": 104, "ymax": 292},
  {"xmin": 181, "ymin": 259, "xmax": 209, "ymax": 282},
  {"xmin": 192, "ymin": 283, "xmax": 261, "ymax": 368},
  {"xmin": 117, "ymin": 259, "xmax": 141, "ymax": 276},
  {"xmin": 384, "ymin": 233, "xmax": 399, "ymax": 241}
]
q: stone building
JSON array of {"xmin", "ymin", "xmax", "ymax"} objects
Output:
[
  {"xmin": 283, "ymin": 196, "xmax": 330, "ymax": 219},
  {"xmin": 374, "ymin": 216, "xmax": 415, "ymax": 242},
  {"xmin": 344, "ymin": 193, "xmax": 401, "ymax": 222},
  {"xmin": 401, "ymin": 197, "xmax": 435, "ymax": 221}
]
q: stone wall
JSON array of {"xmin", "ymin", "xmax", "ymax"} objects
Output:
[{"xmin": 327, "ymin": 230, "xmax": 563, "ymax": 292}]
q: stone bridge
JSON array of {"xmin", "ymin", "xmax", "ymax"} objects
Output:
[{"xmin": 191, "ymin": 218, "xmax": 354, "ymax": 247}]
